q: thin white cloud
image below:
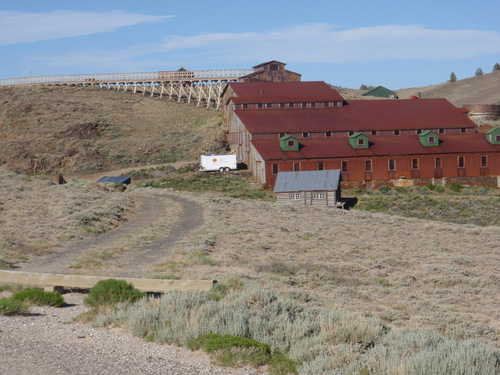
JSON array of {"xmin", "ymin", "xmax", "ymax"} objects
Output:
[
  {"xmin": 0, "ymin": 10, "xmax": 171, "ymax": 45},
  {"xmin": 158, "ymin": 24, "xmax": 500, "ymax": 63},
  {"xmin": 32, "ymin": 23, "xmax": 500, "ymax": 73}
]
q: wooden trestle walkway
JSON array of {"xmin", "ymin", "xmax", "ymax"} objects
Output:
[{"xmin": 0, "ymin": 68, "xmax": 255, "ymax": 109}]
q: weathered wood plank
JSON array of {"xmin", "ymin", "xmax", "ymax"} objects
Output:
[{"xmin": 0, "ymin": 270, "xmax": 214, "ymax": 293}]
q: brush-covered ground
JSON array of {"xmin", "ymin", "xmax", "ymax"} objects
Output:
[
  {"xmin": 0, "ymin": 85, "xmax": 224, "ymax": 175},
  {"xmin": 1, "ymin": 85, "xmax": 499, "ymax": 373},
  {"xmin": 1, "ymin": 169, "xmax": 499, "ymax": 348}
]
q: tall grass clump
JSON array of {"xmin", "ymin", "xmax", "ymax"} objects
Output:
[
  {"xmin": 12, "ymin": 288, "xmax": 65, "ymax": 307},
  {"xmin": 0, "ymin": 297, "xmax": 30, "ymax": 315}
]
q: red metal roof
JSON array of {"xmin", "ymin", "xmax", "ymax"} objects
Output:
[
  {"xmin": 251, "ymin": 133, "xmax": 500, "ymax": 160},
  {"xmin": 228, "ymin": 81, "xmax": 345, "ymax": 104},
  {"xmin": 236, "ymin": 98, "xmax": 476, "ymax": 133}
]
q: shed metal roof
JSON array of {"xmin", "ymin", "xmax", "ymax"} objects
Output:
[
  {"xmin": 97, "ymin": 176, "xmax": 131, "ymax": 184},
  {"xmin": 273, "ymin": 170, "xmax": 341, "ymax": 193}
]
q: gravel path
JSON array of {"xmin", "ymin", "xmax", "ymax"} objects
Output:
[
  {"xmin": 0, "ymin": 293, "xmax": 263, "ymax": 375},
  {"xmin": 20, "ymin": 196, "xmax": 166, "ymax": 274},
  {"xmin": 3, "ymin": 190, "xmax": 263, "ymax": 374}
]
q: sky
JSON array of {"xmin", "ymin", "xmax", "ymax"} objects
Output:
[{"xmin": 1, "ymin": 0, "xmax": 500, "ymax": 89}]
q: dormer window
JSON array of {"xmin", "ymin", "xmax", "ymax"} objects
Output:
[
  {"xmin": 486, "ymin": 127, "xmax": 500, "ymax": 144},
  {"xmin": 302, "ymin": 102, "xmax": 307, "ymax": 108},
  {"xmin": 419, "ymin": 131, "xmax": 439, "ymax": 147},
  {"xmin": 349, "ymin": 132, "xmax": 369, "ymax": 149},
  {"xmin": 288, "ymin": 103, "xmax": 294, "ymax": 108},
  {"xmin": 266, "ymin": 103, "xmax": 272, "ymax": 108},
  {"xmin": 302, "ymin": 132, "xmax": 310, "ymax": 138},
  {"xmin": 280, "ymin": 135, "xmax": 300, "ymax": 151},
  {"xmin": 257, "ymin": 103, "xmax": 263, "ymax": 109},
  {"xmin": 394, "ymin": 130, "xmax": 400, "ymax": 136},
  {"xmin": 242, "ymin": 103, "xmax": 248, "ymax": 109}
]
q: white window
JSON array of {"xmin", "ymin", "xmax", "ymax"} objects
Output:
[
  {"xmin": 313, "ymin": 193, "xmax": 326, "ymax": 199},
  {"xmin": 289, "ymin": 193, "xmax": 301, "ymax": 200}
]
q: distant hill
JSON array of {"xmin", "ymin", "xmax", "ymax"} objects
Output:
[{"xmin": 337, "ymin": 69, "xmax": 500, "ymax": 107}]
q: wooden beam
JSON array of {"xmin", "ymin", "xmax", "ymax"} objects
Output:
[{"xmin": 0, "ymin": 270, "xmax": 214, "ymax": 293}]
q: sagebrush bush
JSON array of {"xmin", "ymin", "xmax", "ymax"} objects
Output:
[
  {"xmin": 0, "ymin": 297, "xmax": 30, "ymax": 315},
  {"xmin": 12, "ymin": 288, "xmax": 65, "ymax": 307},
  {"xmin": 84, "ymin": 279, "xmax": 145, "ymax": 307},
  {"xmin": 104, "ymin": 282, "xmax": 500, "ymax": 374}
]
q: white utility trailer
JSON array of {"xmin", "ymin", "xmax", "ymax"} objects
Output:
[{"xmin": 199, "ymin": 154, "xmax": 237, "ymax": 172}]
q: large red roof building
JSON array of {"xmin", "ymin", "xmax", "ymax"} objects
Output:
[{"xmin": 222, "ymin": 62, "xmax": 500, "ymax": 187}]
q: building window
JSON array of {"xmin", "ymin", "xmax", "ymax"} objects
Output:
[
  {"xmin": 272, "ymin": 163, "xmax": 279, "ymax": 175},
  {"xmin": 280, "ymin": 103, "xmax": 285, "ymax": 108},
  {"xmin": 323, "ymin": 102, "xmax": 329, "ymax": 107},
  {"xmin": 458, "ymin": 156, "xmax": 465, "ymax": 168},
  {"xmin": 325, "ymin": 131, "xmax": 332, "ymax": 137},
  {"xmin": 288, "ymin": 102, "xmax": 294, "ymax": 108},
  {"xmin": 302, "ymin": 102, "xmax": 308, "ymax": 108},
  {"xmin": 242, "ymin": 103, "xmax": 248, "ymax": 109},
  {"xmin": 288, "ymin": 140, "xmax": 295, "ymax": 147},
  {"xmin": 394, "ymin": 130, "xmax": 400, "ymax": 136},
  {"xmin": 357, "ymin": 138, "xmax": 366, "ymax": 146},
  {"xmin": 270, "ymin": 64, "xmax": 278, "ymax": 71},
  {"xmin": 439, "ymin": 128, "xmax": 445, "ymax": 134},
  {"xmin": 302, "ymin": 132, "xmax": 310, "ymax": 138},
  {"xmin": 388, "ymin": 159, "xmax": 396, "ymax": 171},
  {"xmin": 348, "ymin": 131, "xmax": 355, "ymax": 136},
  {"xmin": 266, "ymin": 103, "xmax": 272, "ymax": 108},
  {"xmin": 435, "ymin": 157, "xmax": 442, "ymax": 169},
  {"xmin": 257, "ymin": 103, "xmax": 263, "ymax": 109},
  {"xmin": 313, "ymin": 193, "xmax": 326, "ymax": 199},
  {"xmin": 460, "ymin": 128, "xmax": 467, "ymax": 133},
  {"xmin": 317, "ymin": 162, "xmax": 324, "ymax": 170},
  {"xmin": 279, "ymin": 132, "xmax": 285, "ymax": 138},
  {"xmin": 416, "ymin": 129, "xmax": 422, "ymax": 134},
  {"xmin": 293, "ymin": 162, "xmax": 301, "ymax": 171},
  {"xmin": 428, "ymin": 136, "xmax": 436, "ymax": 144},
  {"xmin": 412, "ymin": 158, "xmax": 419, "ymax": 170},
  {"xmin": 341, "ymin": 160, "xmax": 348, "ymax": 172},
  {"xmin": 481, "ymin": 156, "xmax": 488, "ymax": 168},
  {"xmin": 371, "ymin": 130, "xmax": 377, "ymax": 136},
  {"xmin": 290, "ymin": 193, "xmax": 301, "ymax": 200},
  {"xmin": 496, "ymin": 135, "xmax": 500, "ymax": 142},
  {"xmin": 311, "ymin": 102, "xmax": 316, "ymax": 108},
  {"xmin": 365, "ymin": 159, "xmax": 372, "ymax": 172}
]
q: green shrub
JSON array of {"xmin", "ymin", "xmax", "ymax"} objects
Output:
[
  {"xmin": 0, "ymin": 297, "xmax": 30, "ymax": 315},
  {"xmin": 12, "ymin": 288, "xmax": 65, "ymax": 307},
  {"xmin": 449, "ymin": 182, "xmax": 463, "ymax": 192},
  {"xmin": 426, "ymin": 183, "xmax": 436, "ymax": 190},
  {"xmin": 84, "ymin": 279, "xmax": 146, "ymax": 307},
  {"xmin": 434, "ymin": 185, "xmax": 445, "ymax": 193},
  {"xmin": 378, "ymin": 185, "xmax": 392, "ymax": 195},
  {"xmin": 188, "ymin": 334, "xmax": 295, "ymax": 370}
]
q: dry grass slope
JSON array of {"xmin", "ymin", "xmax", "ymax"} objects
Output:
[{"xmin": 0, "ymin": 85, "xmax": 225, "ymax": 175}]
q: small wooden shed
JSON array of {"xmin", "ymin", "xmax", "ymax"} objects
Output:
[{"xmin": 273, "ymin": 170, "xmax": 341, "ymax": 207}]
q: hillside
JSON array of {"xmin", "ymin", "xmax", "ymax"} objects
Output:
[
  {"xmin": 338, "ymin": 69, "xmax": 500, "ymax": 107},
  {"xmin": 0, "ymin": 85, "xmax": 224, "ymax": 175}
]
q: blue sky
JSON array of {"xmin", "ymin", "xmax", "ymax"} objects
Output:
[{"xmin": 1, "ymin": 0, "xmax": 500, "ymax": 89}]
